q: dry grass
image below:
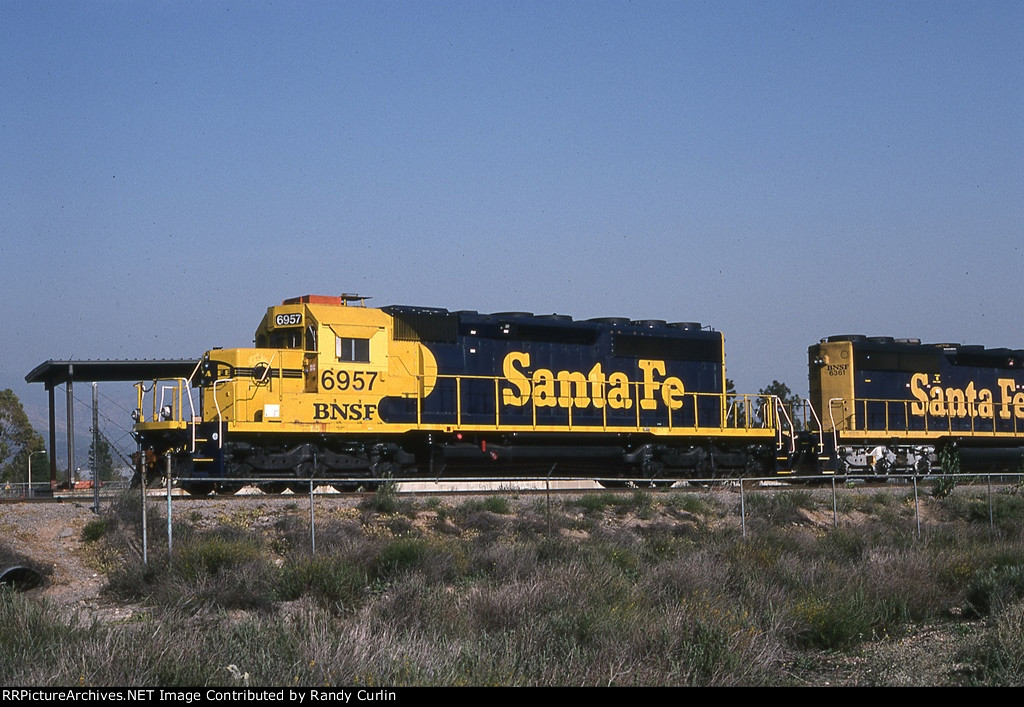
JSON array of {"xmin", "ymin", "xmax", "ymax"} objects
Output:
[{"xmin": 4, "ymin": 483, "xmax": 1024, "ymax": 686}]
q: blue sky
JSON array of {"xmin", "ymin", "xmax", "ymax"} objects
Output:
[{"xmin": 2, "ymin": 1, "xmax": 1022, "ymax": 459}]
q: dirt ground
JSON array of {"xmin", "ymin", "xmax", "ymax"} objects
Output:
[
  {"xmin": 0, "ymin": 499, "xmax": 106, "ymax": 607},
  {"xmin": 0, "ymin": 491, "xmax": 992, "ymax": 686}
]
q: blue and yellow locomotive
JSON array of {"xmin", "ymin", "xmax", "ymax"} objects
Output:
[
  {"xmin": 133, "ymin": 296, "xmax": 1024, "ymax": 492},
  {"xmin": 808, "ymin": 335, "xmax": 1024, "ymax": 474},
  {"xmin": 133, "ymin": 295, "xmax": 779, "ymax": 492}
]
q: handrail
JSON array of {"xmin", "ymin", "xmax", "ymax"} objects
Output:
[
  {"xmin": 186, "ymin": 358, "xmax": 203, "ymax": 387},
  {"xmin": 212, "ymin": 378, "xmax": 232, "ymax": 449},
  {"xmin": 411, "ymin": 372, "xmax": 774, "ymax": 433},
  {"xmin": 772, "ymin": 396, "xmax": 796, "ymax": 453},
  {"xmin": 137, "ymin": 378, "xmax": 197, "ymax": 424},
  {"xmin": 828, "ymin": 398, "xmax": 844, "ymax": 452},
  {"xmin": 137, "ymin": 369, "xmax": 783, "ymax": 436},
  {"xmin": 803, "ymin": 398, "xmax": 825, "ymax": 453},
  {"xmin": 826, "ymin": 395, "xmax": 1024, "ymax": 438}
]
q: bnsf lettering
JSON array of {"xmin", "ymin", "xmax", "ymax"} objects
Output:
[
  {"xmin": 501, "ymin": 351, "xmax": 688, "ymax": 411},
  {"xmin": 313, "ymin": 402, "xmax": 379, "ymax": 421},
  {"xmin": 909, "ymin": 373, "xmax": 1024, "ymax": 420}
]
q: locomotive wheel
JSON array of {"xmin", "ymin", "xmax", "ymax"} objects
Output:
[
  {"xmin": 257, "ymin": 481, "xmax": 289, "ymax": 494},
  {"xmin": 331, "ymin": 482, "xmax": 362, "ymax": 493}
]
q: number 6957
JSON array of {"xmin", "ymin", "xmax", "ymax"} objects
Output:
[{"xmin": 320, "ymin": 369, "xmax": 377, "ymax": 391}]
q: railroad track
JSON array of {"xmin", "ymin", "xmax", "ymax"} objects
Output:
[{"xmin": 3, "ymin": 470, "xmax": 1018, "ymax": 505}]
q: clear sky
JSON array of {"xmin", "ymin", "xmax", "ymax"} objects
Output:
[{"xmin": 2, "ymin": 1, "xmax": 1022, "ymax": 459}]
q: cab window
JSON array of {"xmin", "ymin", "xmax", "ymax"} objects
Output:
[
  {"xmin": 337, "ymin": 337, "xmax": 370, "ymax": 362},
  {"xmin": 269, "ymin": 328, "xmax": 303, "ymax": 349}
]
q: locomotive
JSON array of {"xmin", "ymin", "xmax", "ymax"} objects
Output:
[
  {"xmin": 132, "ymin": 295, "xmax": 1024, "ymax": 493},
  {"xmin": 808, "ymin": 335, "xmax": 1024, "ymax": 475}
]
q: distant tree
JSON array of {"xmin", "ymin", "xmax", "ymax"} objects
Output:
[
  {"xmin": 756, "ymin": 381, "xmax": 804, "ymax": 431},
  {"xmin": 0, "ymin": 389, "xmax": 46, "ymax": 483},
  {"xmin": 89, "ymin": 433, "xmax": 116, "ymax": 482},
  {"xmin": 759, "ymin": 380, "xmax": 800, "ymax": 405}
]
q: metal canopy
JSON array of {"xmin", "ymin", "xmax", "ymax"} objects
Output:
[
  {"xmin": 24, "ymin": 359, "xmax": 200, "ymax": 488},
  {"xmin": 25, "ymin": 359, "xmax": 200, "ymax": 388}
]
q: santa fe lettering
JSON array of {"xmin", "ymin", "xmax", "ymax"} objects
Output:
[
  {"xmin": 909, "ymin": 373, "xmax": 1024, "ymax": 420},
  {"xmin": 501, "ymin": 351, "xmax": 687, "ymax": 411}
]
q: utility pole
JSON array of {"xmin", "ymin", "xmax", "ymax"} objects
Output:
[
  {"xmin": 92, "ymin": 382, "xmax": 100, "ymax": 513},
  {"xmin": 66, "ymin": 367, "xmax": 74, "ymax": 489}
]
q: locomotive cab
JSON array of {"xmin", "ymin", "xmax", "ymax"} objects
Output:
[{"xmin": 195, "ymin": 294, "xmax": 435, "ymax": 430}]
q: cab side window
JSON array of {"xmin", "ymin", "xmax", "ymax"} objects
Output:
[{"xmin": 337, "ymin": 337, "xmax": 370, "ymax": 363}]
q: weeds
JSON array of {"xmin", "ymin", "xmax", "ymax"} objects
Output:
[
  {"xmin": 933, "ymin": 447, "xmax": 960, "ymax": 498},
  {"xmin": 960, "ymin": 601, "xmax": 1024, "ymax": 684},
  {"xmin": 10, "ymin": 486, "xmax": 1024, "ymax": 686},
  {"xmin": 358, "ymin": 481, "xmax": 414, "ymax": 516},
  {"xmin": 965, "ymin": 565, "xmax": 1024, "ymax": 617},
  {"xmin": 744, "ymin": 490, "xmax": 816, "ymax": 524},
  {"xmin": 81, "ymin": 518, "xmax": 112, "ymax": 542},
  {"xmin": 457, "ymin": 495, "xmax": 512, "ymax": 515},
  {"xmin": 566, "ymin": 492, "xmax": 624, "ymax": 514}
]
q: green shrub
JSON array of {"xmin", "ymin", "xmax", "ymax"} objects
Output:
[
  {"xmin": 965, "ymin": 565, "xmax": 1024, "ymax": 617},
  {"xmin": 480, "ymin": 495, "xmax": 512, "ymax": 514},
  {"xmin": 959, "ymin": 601, "xmax": 1024, "ymax": 685},
  {"xmin": 277, "ymin": 555, "xmax": 367, "ymax": 611},
  {"xmin": 745, "ymin": 490, "xmax": 816, "ymax": 525},
  {"xmin": 172, "ymin": 532, "xmax": 264, "ymax": 579},
  {"xmin": 665, "ymin": 492, "xmax": 717, "ymax": 516},
  {"xmin": 790, "ymin": 591, "xmax": 879, "ymax": 649},
  {"xmin": 81, "ymin": 518, "xmax": 112, "ymax": 542},
  {"xmin": 630, "ymin": 490, "xmax": 655, "ymax": 519},
  {"xmin": 566, "ymin": 492, "xmax": 621, "ymax": 514},
  {"xmin": 933, "ymin": 447, "xmax": 960, "ymax": 498},
  {"xmin": 372, "ymin": 537, "xmax": 428, "ymax": 580},
  {"xmin": 359, "ymin": 480, "xmax": 413, "ymax": 515},
  {"xmin": 458, "ymin": 495, "xmax": 512, "ymax": 515}
]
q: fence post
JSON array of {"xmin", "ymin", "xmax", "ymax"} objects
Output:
[
  {"xmin": 165, "ymin": 454, "xmax": 173, "ymax": 555},
  {"xmin": 740, "ymin": 480, "xmax": 747, "ymax": 540},
  {"xmin": 309, "ymin": 477, "xmax": 317, "ymax": 556},
  {"xmin": 913, "ymin": 476, "xmax": 920, "ymax": 539},
  {"xmin": 140, "ymin": 442, "xmax": 148, "ymax": 567},
  {"xmin": 546, "ymin": 465, "xmax": 556, "ymax": 537},
  {"xmin": 831, "ymin": 476, "xmax": 837, "ymax": 529},
  {"xmin": 988, "ymin": 474, "xmax": 994, "ymax": 534},
  {"xmin": 92, "ymin": 383, "xmax": 100, "ymax": 515}
]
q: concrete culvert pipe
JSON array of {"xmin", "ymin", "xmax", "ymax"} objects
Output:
[{"xmin": 0, "ymin": 565, "xmax": 45, "ymax": 591}]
